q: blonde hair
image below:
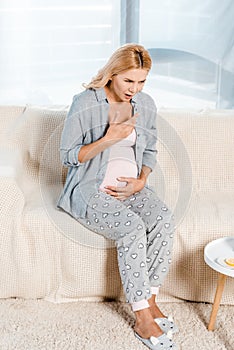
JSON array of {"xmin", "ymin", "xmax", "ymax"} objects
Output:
[{"xmin": 84, "ymin": 43, "xmax": 152, "ymax": 89}]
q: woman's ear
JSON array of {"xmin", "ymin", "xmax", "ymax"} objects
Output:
[{"xmin": 106, "ymin": 79, "xmax": 112, "ymax": 86}]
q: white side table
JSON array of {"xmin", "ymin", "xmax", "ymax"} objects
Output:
[{"xmin": 204, "ymin": 237, "xmax": 234, "ymax": 330}]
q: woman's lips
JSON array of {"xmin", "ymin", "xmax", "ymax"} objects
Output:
[{"xmin": 125, "ymin": 93, "xmax": 133, "ymax": 99}]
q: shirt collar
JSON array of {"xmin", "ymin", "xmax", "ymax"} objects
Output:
[
  {"xmin": 94, "ymin": 87, "xmax": 138, "ymax": 104},
  {"xmin": 94, "ymin": 87, "xmax": 107, "ymax": 102}
]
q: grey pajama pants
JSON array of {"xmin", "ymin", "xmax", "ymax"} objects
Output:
[{"xmin": 78, "ymin": 187, "xmax": 175, "ymax": 307}]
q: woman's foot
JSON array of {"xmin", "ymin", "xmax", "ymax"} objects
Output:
[
  {"xmin": 134, "ymin": 307, "xmax": 177, "ymax": 349},
  {"xmin": 134, "ymin": 307, "xmax": 164, "ymax": 339},
  {"xmin": 148, "ymin": 294, "xmax": 166, "ymax": 319},
  {"xmin": 148, "ymin": 295, "xmax": 179, "ymax": 334}
]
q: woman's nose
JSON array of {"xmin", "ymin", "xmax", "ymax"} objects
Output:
[{"xmin": 129, "ymin": 84, "xmax": 138, "ymax": 93}]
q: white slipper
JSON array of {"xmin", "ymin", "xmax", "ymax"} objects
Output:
[
  {"xmin": 134, "ymin": 331, "xmax": 177, "ymax": 349},
  {"xmin": 154, "ymin": 315, "xmax": 179, "ymax": 335}
]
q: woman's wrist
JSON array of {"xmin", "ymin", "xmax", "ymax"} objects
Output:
[
  {"xmin": 102, "ymin": 133, "xmax": 118, "ymax": 147},
  {"xmin": 135, "ymin": 177, "xmax": 146, "ymax": 192},
  {"xmin": 138, "ymin": 166, "xmax": 152, "ymax": 188},
  {"xmin": 138, "ymin": 172, "xmax": 147, "ymax": 186},
  {"xmin": 138, "ymin": 175, "xmax": 146, "ymax": 184}
]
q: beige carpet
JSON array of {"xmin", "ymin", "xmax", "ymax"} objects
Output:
[{"xmin": 0, "ymin": 298, "xmax": 233, "ymax": 350}]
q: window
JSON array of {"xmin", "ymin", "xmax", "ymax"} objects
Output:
[
  {"xmin": 139, "ymin": 0, "xmax": 234, "ymax": 108},
  {"xmin": 0, "ymin": 0, "xmax": 120, "ymax": 105},
  {"xmin": 1, "ymin": 0, "xmax": 233, "ymax": 108}
]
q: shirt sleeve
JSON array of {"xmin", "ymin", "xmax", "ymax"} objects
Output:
[
  {"xmin": 142, "ymin": 105, "xmax": 157, "ymax": 171},
  {"xmin": 60, "ymin": 95, "xmax": 85, "ymax": 167}
]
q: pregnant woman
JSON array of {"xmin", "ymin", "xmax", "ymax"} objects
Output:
[{"xmin": 57, "ymin": 44, "xmax": 178, "ymax": 350}]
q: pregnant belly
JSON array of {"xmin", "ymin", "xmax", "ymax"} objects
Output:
[{"xmin": 99, "ymin": 155, "xmax": 138, "ymax": 190}]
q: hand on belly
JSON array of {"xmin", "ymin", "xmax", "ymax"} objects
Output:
[{"xmin": 103, "ymin": 176, "xmax": 145, "ymax": 201}]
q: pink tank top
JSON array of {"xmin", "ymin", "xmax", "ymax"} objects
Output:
[{"xmin": 99, "ymin": 129, "xmax": 138, "ymax": 190}]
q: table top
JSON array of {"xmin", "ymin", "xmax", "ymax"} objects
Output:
[{"xmin": 204, "ymin": 237, "xmax": 234, "ymax": 277}]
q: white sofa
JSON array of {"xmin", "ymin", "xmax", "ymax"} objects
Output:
[{"xmin": 0, "ymin": 105, "xmax": 234, "ymax": 304}]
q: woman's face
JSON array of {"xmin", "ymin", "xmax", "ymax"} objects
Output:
[{"xmin": 106, "ymin": 68, "xmax": 148, "ymax": 102}]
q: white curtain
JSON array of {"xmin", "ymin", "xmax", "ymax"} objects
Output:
[
  {"xmin": 0, "ymin": 0, "xmax": 120, "ymax": 105},
  {"xmin": 0, "ymin": 0, "xmax": 233, "ymax": 108}
]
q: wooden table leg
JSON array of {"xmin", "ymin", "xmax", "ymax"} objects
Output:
[{"xmin": 208, "ymin": 273, "xmax": 227, "ymax": 331}]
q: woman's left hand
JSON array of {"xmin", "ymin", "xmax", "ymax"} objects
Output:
[{"xmin": 104, "ymin": 177, "xmax": 145, "ymax": 200}]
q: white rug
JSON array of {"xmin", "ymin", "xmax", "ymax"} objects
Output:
[{"xmin": 0, "ymin": 298, "xmax": 233, "ymax": 350}]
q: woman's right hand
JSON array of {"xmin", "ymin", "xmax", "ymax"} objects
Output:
[
  {"xmin": 78, "ymin": 113, "xmax": 138, "ymax": 163},
  {"xmin": 104, "ymin": 114, "xmax": 138, "ymax": 143}
]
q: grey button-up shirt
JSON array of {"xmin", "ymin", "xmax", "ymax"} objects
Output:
[{"xmin": 57, "ymin": 87, "xmax": 157, "ymax": 219}]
